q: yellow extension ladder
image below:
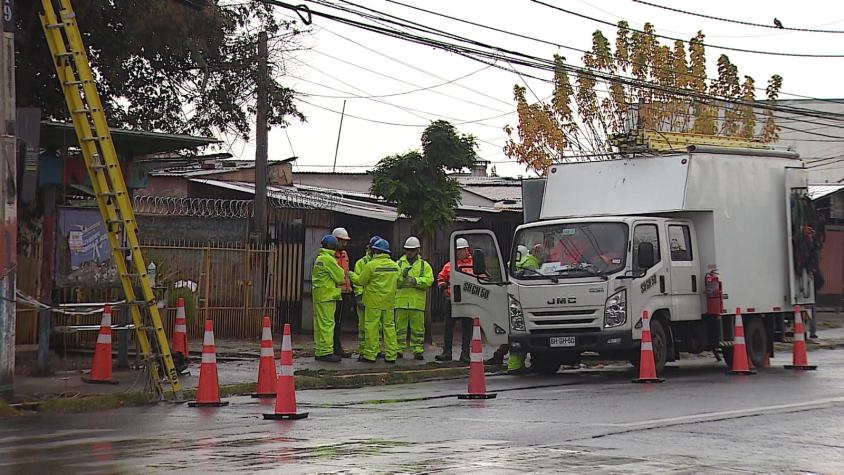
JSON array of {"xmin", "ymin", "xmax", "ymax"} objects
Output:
[{"xmin": 39, "ymin": 0, "xmax": 183, "ymax": 399}]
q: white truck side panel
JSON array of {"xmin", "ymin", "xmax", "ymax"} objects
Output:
[{"xmin": 684, "ymin": 153, "xmax": 804, "ymax": 311}]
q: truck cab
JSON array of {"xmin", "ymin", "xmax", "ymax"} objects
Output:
[{"xmin": 450, "ymin": 216, "xmax": 701, "ymax": 374}]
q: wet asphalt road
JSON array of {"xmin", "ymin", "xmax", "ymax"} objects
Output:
[{"xmin": 3, "ymin": 349, "xmax": 844, "ymax": 474}]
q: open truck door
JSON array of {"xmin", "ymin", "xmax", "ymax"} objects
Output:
[{"xmin": 449, "ymin": 230, "xmax": 510, "ymax": 345}]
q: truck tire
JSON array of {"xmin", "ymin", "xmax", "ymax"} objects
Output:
[
  {"xmin": 531, "ymin": 354, "xmax": 561, "ymax": 375},
  {"xmin": 722, "ymin": 318, "xmax": 768, "ymax": 369},
  {"xmin": 631, "ymin": 319, "xmax": 668, "ymax": 374}
]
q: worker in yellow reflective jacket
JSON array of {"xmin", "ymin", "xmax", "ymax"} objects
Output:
[
  {"xmin": 312, "ymin": 234, "xmax": 346, "ymax": 363},
  {"xmin": 350, "ymin": 238, "xmax": 400, "ymax": 363},
  {"xmin": 394, "ymin": 236, "xmax": 434, "ymax": 360},
  {"xmin": 353, "ymin": 235, "xmax": 382, "ymax": 355}
]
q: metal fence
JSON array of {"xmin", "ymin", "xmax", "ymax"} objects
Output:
[{"xmin": 43, "ymin": 234, "xmax": 304, "ymax": 347}]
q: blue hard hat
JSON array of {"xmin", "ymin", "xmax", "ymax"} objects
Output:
[
  {"xmin": 368, "ymin": 235, "xmax": 383, "ymax": 247},
  {"xmin": 321, "ymin": 234, "xmax": 338, "ymax": 248},
  {"xmin": 371, "ymin": 238, "xmax": 390, "ymax": 253}
]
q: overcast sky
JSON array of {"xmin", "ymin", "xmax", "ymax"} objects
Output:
[{"xmin": 229, "ymin": 0, "xmax": 844, "ymax": 178}]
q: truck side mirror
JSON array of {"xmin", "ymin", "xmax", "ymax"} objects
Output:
[
  {"xmin": 637, "ymin": 242, "xmax": 655, "ymax": 270},
  {"xmin": 473, "ymin": 249, "xmax": 487, "ymax": 275}
]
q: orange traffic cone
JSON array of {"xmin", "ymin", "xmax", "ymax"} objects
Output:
[
  {"xmin": 458, "ymin": 317, "xmax": 497, "ymax": 399},
  {"xmin": 172, "ymin": 297, "xmax": 189, "ymax": 358},
  {"xmin": 785, "ymin": 305, "xmax": 817, "ymax": 370},
  {"xmin": 264, "ymin": 323, "xmax": 308, "ymax": 419},
  {"xmin": 728, "ymin": 308, "xmax": 755, "ymax": 375},
  {"xmin": 252, "ymin": 316, "xmax": 278, "ymax": 398},
  {"xmin": 188, "ymin": 320, "xmax": 229, "ymax": 407},
  {"xmin": 632, "ymin": 310, "xmax": 665, "ymax": 383},
  {"xmin": 83, "ymin": 305, "xmax": 118, "ymax": 384}
]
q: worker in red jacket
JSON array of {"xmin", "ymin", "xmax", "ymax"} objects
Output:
[{"xmin": 435, "ymin": 238, "xmax": 474, "ymax": 363}]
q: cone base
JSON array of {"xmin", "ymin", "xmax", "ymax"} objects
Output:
[
  {"xmin": 251, "ymin": 393, "xmax": 277, "ymax": 399},
  {"xmin": 726, "ymin": 370, "xmax": 756, "ymax": 375},
  {"xmin": 632, "ymin": 377, "xmax": 665, "ymax": 384},
  {"xmin": 784, "ymin": 365, "xmax": 817, "ymax": 370},
  {"xmin": 81, "ymin": 376, "xmax": 119, "ymax": 385},
  {"xmin": 457, "ymin": 393, "xmax": 497, "ymax": 399},
  {"xmin": 188, "ymin": 401, "xmax": 230, "ymax": 407},
  {"xmin": 263, "ymin": 412, "xmax": 309, "ymax": 420}
]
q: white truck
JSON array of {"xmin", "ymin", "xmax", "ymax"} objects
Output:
[{"xmin": 449, "ymin": 145, "xmax": 816, "ymax": 374}]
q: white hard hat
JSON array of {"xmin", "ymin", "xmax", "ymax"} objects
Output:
[
  {"xmin": 332, "ymin": 227, "xmax": 351, "ymax": 241},
  {"xmin": 404, "ymin": 236, "xmax": 421, "ymax": 249},
  {"xmin": 517, "ymin": 245, "xmax": 528, "ymax": 255},
  {"xmin": 456, "ymin": 238, "xmax": 469, "ymax": 249}
]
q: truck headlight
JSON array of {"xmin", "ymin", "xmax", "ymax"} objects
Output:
[
  {"xmin": 509, "ymin": 294, "xmax": 526, "ymax": 332},
  {"xmin": 604, "ymin": 290, "xmax": 627, "ymax": 328}
]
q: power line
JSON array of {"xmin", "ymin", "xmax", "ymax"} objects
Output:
[
  {"xmin": 384, "ymin": 0, "xmax": 844, "ymax": 108},
  {"xmin": 528, "ymin": 0, "xmax": 844, "ymax": 58},
  {"xmin": 631, "ymin": 0, "xmax": 844, "ymax": 34},
  {"xmin": 263, "ymin": 0, "xmax": 844, "ymax": 125}
]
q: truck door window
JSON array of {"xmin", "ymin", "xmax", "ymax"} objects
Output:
[
  {"xmin": 668, "ymin": 225, "xmax": 693, "ymax": 261},
  {"xmin": 455, "ymin": 234, "xmax": 503, "ymax": 281},
  {"xmin": 633, "ymin": 224, "xmax": 660, "ymax": 270}
]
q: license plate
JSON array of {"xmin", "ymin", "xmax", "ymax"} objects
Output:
[{"xmin": 550, "ymin": 336, "xmax": 576, "ymax": 347}]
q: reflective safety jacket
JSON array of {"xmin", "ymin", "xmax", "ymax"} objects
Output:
[
  {"xmin": 312, "ymin": 248, "xmax": 345, "ymax": 302},
  {"xmin": 516, "ymin": 253, "xmax": 541, "ymax": 271},
  {"xmin": 350, "ymin": 253, "xmax": 400, "ymax": 310},
  {"xmin": 335, "ymin": 249, "xmax": 352, "ymax": 293},
  {"xmin": 395, "ymin": 255, "xmax": 434, "ymax": 311},
  {"xmin": 436, "ymin": 256, "xmax": 474, "ymax": 298},
  {"xmin": 352, "ymin": 254, "xmax": 371, "ymax": 297}
]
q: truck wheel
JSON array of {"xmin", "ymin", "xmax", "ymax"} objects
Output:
[
  {"xmin": 531, "ymin": 355, "xmax": 561, "ymax": 375},
  {"xmin": 649, "ymin": 319, "xmax": 668, "ymax": 374},
  {"xmin": 744, "ymin": 318, "xmax": 768, "ymax": 368}
]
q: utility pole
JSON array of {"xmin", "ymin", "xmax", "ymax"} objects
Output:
[
  {"xmin": 332, "ymin": 100, "xmax": 346, "ymax": 173},
  {"xmin": 253, "ymin": 31, "xmax": 268, "ymax": 245},
  {"xmin": 0, "ymin": 0, "xmax": 16, "ymax": 399}
]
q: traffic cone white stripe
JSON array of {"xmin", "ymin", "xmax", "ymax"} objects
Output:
[
  {"xmin": 101, "ymin": 314, "xmax": 111, "ymax": 326},
  {"xmin": 735, "ymin": 336, "xmax": 745, "ymax": 345},
  {"xmin": 262, "ymin": 327, "xmax": 272, "ymax": 341},
  {"xmin": 794, "ymin": 333, "xmax": 805, "ymax": 342},
  {"xmin": 174, "ymin": 324, "xmax": 187, "ymax": 332},
  {"xmin": 281, "ymin": 334, "xmax": 292, "ymax": 351},
  {"xmin": 640, "ymin": 341, "xmax": 652, "ymax": 351},
  {"xmin": 281, "ymin": 365, "xmax": 294, "ymax": 376},
  {"xmin": 203, "ymin": 330, "xmax": 214, "ymax": 346},
  {"xmin": 96, "ymin": 333, "xmax": 112, "ymax": 345},
  {"xmin": 470, "ymin": 352, "xmax": 483, "ymax": 363},
  {"xmin": 472, "ymin": 324, "xmax": 481, "ymax": 341},
  {"xmin": 201, "ymin": 353, "xmax": 217, "ymax": 364},
  {"xmin": 642, "ymin": 318, "xmax": 650, "ymax": 331},
  {"xmin": 260, "ymin": 347, "xmax": 275, "ymax": 357}
]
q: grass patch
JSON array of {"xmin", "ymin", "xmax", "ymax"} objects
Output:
[
  {"xmin": 36, "ymin": 391, "xmax": 150, "ymax": 414},
  {"xmin": 0, "ymin": 400, "xmax": 19, "ymax": 418}
]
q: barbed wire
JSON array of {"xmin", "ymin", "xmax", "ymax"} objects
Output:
[{"xmin": 132, "ymin": 190, "xmax": 339, "ymax": 218}]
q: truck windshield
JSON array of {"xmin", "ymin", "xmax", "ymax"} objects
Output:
[{"xmin": 510, "ymin": 222, "xmax": 629, "ymax": 279}]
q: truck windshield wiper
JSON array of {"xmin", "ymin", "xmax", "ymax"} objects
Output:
[{"xmin": 516, "ymin": 267, "xmax": 559, "ymax": 283}]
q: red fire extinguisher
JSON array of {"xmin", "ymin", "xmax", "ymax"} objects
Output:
[{"xmin": 705, "ymin": 269, "xmax": 723, "ymax": 315}]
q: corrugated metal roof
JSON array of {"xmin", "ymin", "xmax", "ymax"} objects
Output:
[{"xmin": 808, "ymin": 184, "xmax": 844, "ymax": 200}]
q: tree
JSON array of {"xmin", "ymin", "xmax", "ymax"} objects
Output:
[
  {"xmin": 370, "ymin": 120, "xmax": 478, "ymax": 238},
  {"xmin": 16, "ymin": 0, "xmax": 305, "ymax": 140},
  {"xmin": 504, "ymin": 22, "xmax": 783, "ymax": 175}
]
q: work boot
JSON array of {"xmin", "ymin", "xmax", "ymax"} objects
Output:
[
  {"xmin": 459, "ymin": 352, "xmax": 470, "ymax": 364},
  {"xmin": 316, "ymin": 354, "xmax": 341, "ymax": 363},
  {"xmin": 357, "ymin": 356, "xmax": 376, "ymax": 363},
  {"xmin": 376, "ymin": 352, "xmax": 385, "ymax": 360},
  {"xmin": 435, "ymin": 352, "xmax": 452, "ymax": 362},
  {"xmin": 385, "ymin": 359, "xmax": 396, "ymax": 364},
  {"xmin": 414, "ymin": 353, "xmax": 424, "ymax": 361},
  {"xmin": 396, "ymin": 353, "xmax": 404, "ymax": 359},
  {"xmin": 484, "ymin": 353, "xmax": 504, "ymax": 365},
  {"xmin": 335, "ymin": 350, "xmax": 352, "ymax": 358}
]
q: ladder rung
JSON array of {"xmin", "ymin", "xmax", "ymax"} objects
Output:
[
  {"xmin": 121, "ymin": 273, "xmax": 141, "ymax": 278},
  {"xmin": 98, "ymin": 192, "xmax": 117, "ymax": 198},
  {"xmin": 128, "ymin": 300, "xmax": 152, "ymax": 306},
  {"xmin": 72, "ymin": 108, "xmax": 90, "ymax": 114},
  {"xmin": 55, "ymin": 52, "xmax": 76, "ymax": 58},
  {"xmin": 81, "ymin": 136, "xmax": 101, "ymax": 142},
  {"xmin": 64, "ymin": 80, "xmax": 82, "ymax": 86},
  {"xmin": 106, "ymin": 219, "xmax": 125, "ymax": 225},
  {"xmin": 45, "ymin": 23, "xmax": 66, "ymax": 29}
]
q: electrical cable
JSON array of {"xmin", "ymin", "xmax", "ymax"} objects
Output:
[
  {"xmin": 631, "ymin": 0, "xmax": 844, "ymax": 34},
  {"xmin": 529, "ymin": 0, "xmax": 844, "ymax": 58}
]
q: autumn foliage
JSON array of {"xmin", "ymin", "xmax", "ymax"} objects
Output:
[{"xmin": 504, "ymin": 22, "xmax": 784, "ymax": 175}]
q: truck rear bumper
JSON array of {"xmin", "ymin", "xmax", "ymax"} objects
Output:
[{"xmin": 509, "ymin": 330, "xmax": 634, "ymax": 354}]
